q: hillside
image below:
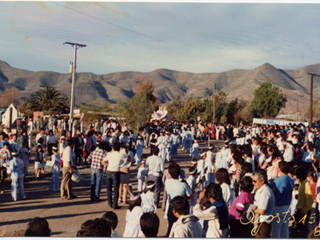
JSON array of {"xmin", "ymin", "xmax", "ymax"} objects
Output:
[{"xmin": 0, "ymin": 60, "xmax": 319, "ymax": 115}]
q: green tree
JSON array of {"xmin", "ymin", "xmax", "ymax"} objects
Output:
[
  {"xmin": 166, "ymin": 91, "xmax": 229, "ymax": 123},
  {"xmin": 23, "ymin": 87, "xmax": 69, "ymax": 113},
  {"xmin": 116, "ymin": 80, "xmax": 157, "ymax": 131},
  {"xmin": 221, "ymin": 99, "xmax": 247, "ymax": 125},
  {"xmin": 248, "ymin": 81, "xmax": 287, "ymax": 118},
  {"xmin": 167, "ymin": 94, "xmax": 184, "ymax": 121},
  {"xmin": 117, "ymin": 95, "xmax": 154, "ymax": 131},
  {"xmin": 80, "ymin": 102, "xmax": 111, "ymax": 124}
]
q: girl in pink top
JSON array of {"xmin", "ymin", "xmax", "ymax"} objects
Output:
[{"xmin": 229, "ymin": 176, "xmax": 254, "ymax": 238}]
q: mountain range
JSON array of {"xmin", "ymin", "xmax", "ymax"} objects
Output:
[{"xmin": 0, "ymin": 60, "xmax": 319, "ymax": 116}]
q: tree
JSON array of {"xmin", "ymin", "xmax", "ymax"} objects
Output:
[
  {"xmin": 23, "ymin": 87, "xmax": 69, "ymax": 113},
  {"xmin": 117, "ymin": 95, "xmax": 154, "ymax": 131},
  {"xmin": 221, "ymin": 99, "xmax": 247, "ymax": 125},
  {"xmin": 248, "ymin": 81, "xmax": 287, "ymax": 118},
  {"xmin": 116, "ymin": 80, "xmax": 158, "ymax": 131},
  {"xmin": 166, "ymin": 94, "xmax": 184, "ymax": 121},
  {"xmin": 166, "ymin": 91, "xmax": 229, "ymax": 123},
  {"xmin": 80, "ymin": 102, "xmax": 111, "ymax": 124}
]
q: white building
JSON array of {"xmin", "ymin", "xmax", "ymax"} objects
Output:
[{"xmin": 2, "ymin": 103, "xmax": 21, "ymax": 127}]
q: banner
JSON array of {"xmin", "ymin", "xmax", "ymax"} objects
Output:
[{"xmin": 252, "ymin": 118, "xmax": 309, "ymax": 127}]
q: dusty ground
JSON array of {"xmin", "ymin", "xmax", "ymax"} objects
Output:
[{"xmin": 0, "ymin": 139, "xmax": 223, "ymax": 237}]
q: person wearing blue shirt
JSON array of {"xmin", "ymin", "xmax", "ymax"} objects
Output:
[
  {"xmin": 165, "ymin": 162, "xmax": 192, "ymax": 237},
  {"xmin": 270, "ymin": 161, "xmax": 294, "ymax": 238}
]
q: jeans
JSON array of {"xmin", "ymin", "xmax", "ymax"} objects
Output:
[
  {"xmin": 91, "ymin": 168, "xmax": 103, "ymax": 201},
  {"xmin": 271, "ymin": 204, "xmax": 290, "ymax": 238},
  {"xmin": 49, "ymin": 173, "xmax": 60, "ymax": 191},
  {"xmin": 106, "ymin": 171, "xmax": 120, "ymax": 208},
  {"xmin": 147, "ymin": 174, "xmax": 162, "ymax": 206}
]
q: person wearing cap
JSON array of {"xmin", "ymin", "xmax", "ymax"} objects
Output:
[
  {"xmin": 205, "ymin": 144, "xmax": 215, "ymax": 184},
  {"xmin": 220, "ymin": 142, "xmax": 231, "ymax": 169},
  {"xmin": 135, "ymin": 136, "xmax": 144, "ymax": 168},
  {"xmin": 156, "ymin": 131, "xmax": 166, "ymax": 161},
  {"xmin": 47, "ymin": 146, "xmax": 61, "ymax": 191},
  {"xmin": 196, "ymin": 152, "xmax": 206, "ymax": 190},
  {"xmin": 163, "ymin": 131, "xmax": 172, "ymax": 163},
  {"xmin": 10, "ymin": 151, "xmax": 26, "ymax": 201},
  {"xmin": 190, "ymin": 140, "xmax": 200, "ymax": 159},
  {"xmin": 141, "ymin": 181, "xmax": 157, "ymax": 213}
]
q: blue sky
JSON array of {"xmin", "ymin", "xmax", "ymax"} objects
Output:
[{"xmin": 1, "ymin": 1, "xmax": 320, "ymax": 74}]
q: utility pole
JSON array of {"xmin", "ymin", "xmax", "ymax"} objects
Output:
[
  {"xmin": 63, "ymin": 42, "xmax": 86, "ymax": 130},
  {"xmin": 307, "ymin": 72, "xmax": 320, "ymax": 127},
  {"xmin": 213, "ymin": 83, "xmax": 216, "ymax": 123}
]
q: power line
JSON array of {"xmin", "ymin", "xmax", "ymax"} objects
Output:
[{"xmin": 52, "ymin": 2, "xmax": 253, "ymax": 67}]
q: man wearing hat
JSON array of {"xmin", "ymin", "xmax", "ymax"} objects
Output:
[{"xmin": 10, "ymin": 151, "xmax": 26, "ymax": 201}]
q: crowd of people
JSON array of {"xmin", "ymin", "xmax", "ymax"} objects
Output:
[{"xmin": 3, "ymin": 118, "xmax": 320, "ymax": 238}]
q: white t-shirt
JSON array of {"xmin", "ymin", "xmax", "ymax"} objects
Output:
[
  {"xmin": 103, "ymin": 151, "xmax": 125, "ymax": 172},
  {"xmin": 62, "ymin": 146, "xmax": 73, "ymax": 168}
]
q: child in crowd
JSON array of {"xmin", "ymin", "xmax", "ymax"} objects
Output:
[
  {"xmin": 186, "ymin": 166, "xmax": 198, "ymax": 214},
  {"xmin": 140, "ymin": 212, "xmax": 160, "ymax": 237},
  {"xmin": 123, "ymin": 195, "xmax": 144, "ymax": 237},
  {"xmin": 102, "ymin": 211, "xmax": 121, "ymax": 237},
  {"xmin": 137, "ymin": 161, "xmax": 148, "ymax": 192},
  {"xmin": 47, "ymin": 146, "xmax": 60, "ymax": 191},
  {"xmin": 215, "ymin": 168, "xmax": 231, "ymax": 206},
  {"xmin": 190, "ymin": 140, "xmax": 200, "ymax": 159},
  {"xmin": 141, "ymin": 181, "xmax": 157, "ymax": 213},
  {"xmin": 34, "ymin": 145, "xmax": 45, "ymax": 179}
]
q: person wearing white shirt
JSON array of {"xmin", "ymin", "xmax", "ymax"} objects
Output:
[
  {"xmin": 60, "ymin": 139, "xmax": 76, "ymax": 200},
  {"xmin": 102, "ymin": 142, "xmax": 125, "ymax": 209},
  {"xmin": 283, "ymin": 140, "xmax": 295, "ymax": 164},
  {"xmin": 145, "ymin": 147, "xmax": 164, "ymax": 208},
  {"xmin": 46, "ymin": 130, "xmax": 58, "ymax": 156},
  {"xmin": 252, "ymin": 169, "xmax": 275, "ymax": 238}
]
